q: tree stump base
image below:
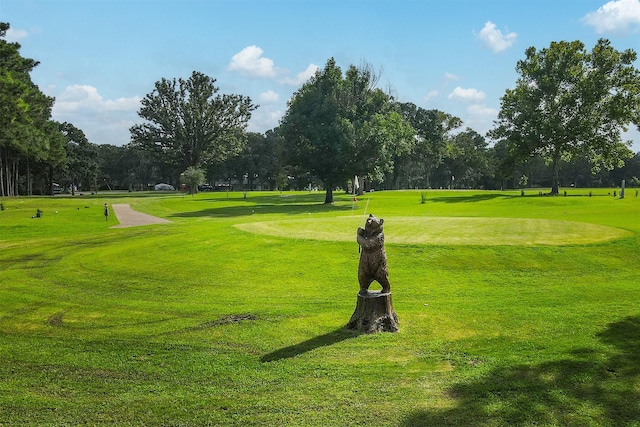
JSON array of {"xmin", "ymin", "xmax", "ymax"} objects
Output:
[{"xmin": 347, "ymin": 291, "xmax": 398, "ymax": 333}]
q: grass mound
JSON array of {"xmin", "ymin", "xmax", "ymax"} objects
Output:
[{"xmin": 235, "ymin": 216, "xmax": 631, "ymax": 245}]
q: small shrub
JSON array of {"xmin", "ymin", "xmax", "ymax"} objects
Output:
[{"xmin": 180, "ymin": 167, "xmax": 205, "ymax": 195}]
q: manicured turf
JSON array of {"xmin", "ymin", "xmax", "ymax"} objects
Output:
[
  {"xmin": 237, "ymin": 216, "xmax": 631, "ymax": 245},
  {"xmin": 1, "ymin": 189, "xmax": 639, "ymax": 426}
]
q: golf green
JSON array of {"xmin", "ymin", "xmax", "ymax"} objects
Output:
[{"xmin": 235, "ymin": 216, "xmax": 632, "ymax": 246}]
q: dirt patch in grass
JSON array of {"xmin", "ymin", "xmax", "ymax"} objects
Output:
[
  {"xmin": 196, "ymin": 314, "xmax": 256, "ymax": 329},
  {"xmin": 47, "ymin": 311, "xmax": 65, "ymax": 327}
]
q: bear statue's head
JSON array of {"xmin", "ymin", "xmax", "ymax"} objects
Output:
[{"xmin": 364, "ymin": 214, "xmax": 384, "ymax": 234}]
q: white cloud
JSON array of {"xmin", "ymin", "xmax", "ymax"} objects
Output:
[
  {"xmin": 582, "ymin": 0, "xmax": 640, "ymax": 35},
  {"xmin": 55, "ymin": 85, "xmax": 105, "ymax": 112},
  {"xmin": 258, "ymin": 90, "xmax": 279, "ymax": 103},
  {"xmin": 424, "ymin": 90, "xmax": 439, "ymax": 102},
  {"xmin": 55, "ymin": 85, "xmax": 140, "ymax": 112},
  {"xmin": 5, "ymin": 27, "xmax": 28, "ymax": 42},
  {"xmin": 52, "ymin": 85, "xmax": 141, "ymax": 146},
  {"xmin": 463, "ymin": 104, "xmax": 499, "ymax": 135},
  {"xmin": 281, "ymin": 64, "xmax": 319, "ymax": 86},
  {"xmin": 247, "ymin": 107, "xmax": 283, "ymax": 133},
  {"xmin": 448, "ymin": 86, "xmax": 486, "ymax": 103},
  {"xmin": 228, "ymin": 45, "xmax": 280, "ymax": 78},
  {"xmin": 476, "ymin": 21, "xmax": 517, "ymax": 53},
  {"xmin": 444, "ymin": 72, "xmax": 460, "ymax": 81},
  {"xmin": 467, "ymin": 103, "xmax": 498, "ymax": 118}
]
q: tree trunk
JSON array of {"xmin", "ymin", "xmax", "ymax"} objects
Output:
[
  {"xmin": 547, "ymin": 151, "xmax": 563, "ymax": 195},
  {"xmin": 324, "ymin": 186, "xmax": 334, "ymax": 204},
  {"xmin": 425, "ymin": 165, "xmax": 432, "ymax": 189},
  {"xmin": 48, "ymin": 164, "xmax": 54, "ymax": 195},
  {"xmin": 392, "ymin": 159, "xmax": 401, "ymax": 190},
  {"xmin": 27, "ymin": 157, "xmax": 31, "ymax": 196},
  {"xmin": 347, "ymin": 291, "xmax": 398, "ymax": 333},
  {"xmin": 551, "ymin": 157, "xmax": 560, "ymax": 195},
  {"xmin": 0, "ymin": 149, "xmax": 4, "ymax": 197},
  {"xmin": 12, "ymin": 161, "xmax": 18, "ymax": 196}
]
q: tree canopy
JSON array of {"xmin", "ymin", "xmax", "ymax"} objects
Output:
[
  {"xmin": 444, "ymin": 128, "xmax": 491, "ymax": 189},
  {"xmin": 396, "ymin": 103, "xmax": 462, "ymax": 189},
  {"xmin": 130, "ymin": 71, "xmax": 257, "ymax": 171},
  {"xmin": 491, "ymin": 39, "xmax": 640, "ymax": 194},
  {"xmin": 3, "ymin": 23, "xmax": 640, "ymax": 196},
  {"xmin": 60, "ymin": 122, "xmax": 98, "ymax": 195},
  {"xmin": 180, "ymin": 166, "xmax": 205, "ymax": 195},
  {"xmin": 0, "ymin": 22, "xmax": 65, "ymax": 196},
  {"xmin": 279, "ymin": 58, "xmax": 414, "ymax": 203}
]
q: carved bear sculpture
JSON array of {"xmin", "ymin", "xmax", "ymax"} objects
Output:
[{"xmin": 357, "ymin": 214, "xmax": 391, "ymax": 295}]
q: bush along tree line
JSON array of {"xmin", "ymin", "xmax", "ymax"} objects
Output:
[{"xmin": 2, "ymin": 21, "xmax": 639, "ymax": 199}]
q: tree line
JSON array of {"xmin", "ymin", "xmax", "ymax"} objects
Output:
[{"xmin": 2, "ymin": 21, "xmax": 639, "ymax": 200}]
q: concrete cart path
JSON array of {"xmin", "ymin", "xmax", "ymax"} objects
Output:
[{"xmin": 110, "ymin": 204, "xmax": 171, "ymax": 228}]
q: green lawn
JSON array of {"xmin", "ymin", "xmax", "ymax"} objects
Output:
[{"xmin": 1, "ymin": 189, "xmax": 639, "ymax": 426}]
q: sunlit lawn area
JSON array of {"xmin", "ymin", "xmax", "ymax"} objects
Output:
[{"xmin": 1, "ymin": 188, "xmax": 639, "ymax": 426}]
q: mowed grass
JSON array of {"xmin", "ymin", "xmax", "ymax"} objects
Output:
[
  {"xmin": 1, "ymin": 189, "xmax": 640, "ymax": 426},
  {"xmin": 236, "ymin": 216, "xmax": 631, "ymax": 245}
]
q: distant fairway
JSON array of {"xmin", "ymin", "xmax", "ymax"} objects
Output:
[{"xmin": 235, "ymin": 216, "xmax": 632, "ymax": 245}]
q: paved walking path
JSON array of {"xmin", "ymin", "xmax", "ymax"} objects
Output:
[{"xmin": 110, "ymin": 204, "xmax": 171, "ymax": 228}]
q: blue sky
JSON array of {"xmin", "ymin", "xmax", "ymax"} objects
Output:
[{"xmin": 2, "ymin": 0, "xmax": 640, "ymax": 150}]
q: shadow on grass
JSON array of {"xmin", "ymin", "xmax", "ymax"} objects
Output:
[
  {"xmin": 169, "ymin": 202, "xmax": 354, "ymax": 219},
  {"xmin": 53, "ymin": 191, "xmax": 182, "ymax": 200},
  {"xmin": 196, "ymin": 192, "xmax": 343, "ymax": 205},
  {"xmin": 426, "ymin": 193, "xmax": 513, "ymax": 204},
  {"xmin": 402, "ymin": 315, "xmax": 640, "ymax": 426},
  {"xmin": 260, "ymin": 327, "xmax": 361, "ymax": 363}
]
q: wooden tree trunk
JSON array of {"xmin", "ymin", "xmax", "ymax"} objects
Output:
[{"xmin": 347, "ymin": 291, "xmax": 398, "ymax": 333}]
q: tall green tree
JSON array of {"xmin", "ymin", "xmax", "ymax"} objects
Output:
[
  {"xmin": 227, "ymin": 132, "xmax": 264, "ymax": 191},
  {"xmin": 40, "ymin": 120, "xmax": 67, "ymax": 195},
  {"xmin": 261, "ymin": 129, "xmax": 289, "ymax": 191},
  {"xmin": 95, "ymin": 144, "xmax": 155, "ymax": 191},
  {"xmin": 121, "ymin": 146, "xmax": 156, "ymax": 191},
  {"xmin": 60, "ymin": 122, "xmax": 98, "ymax": 194},
  {"xmin": 397, "ymin": 103, "xmax": 461, "ymax": 189},
  {"xmin": 0, "ymin": 22, "xmax": 56, "ymax": 196},
  {"xmin": 95, "ymin": 144, "xmax": 128, "ymax": 190},
  {"xmin": 280, "ymin": 58, "xmax": 413, "ymax": 203},
  {"xmin": 215, "ymin": 131, "xmax": 287, "ymax": 191},
  {"xmin": 130, "ymin": 71, "xmax": 257, "ymax": 174},
  {"xmin": 491, "ymin": 39, "xmax": 640, "ymax": 194},
  {"xmin": 441, "ymin": 128, "xmax": 491, "ymax": 189}
]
